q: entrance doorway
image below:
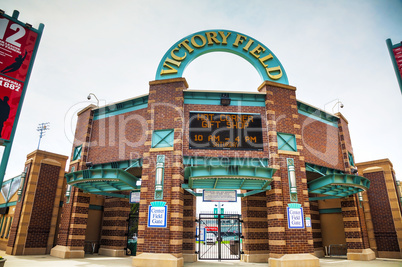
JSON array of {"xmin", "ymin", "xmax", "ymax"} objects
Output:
[
  {"xmin": 127, "ymin": 204, "xmax": 139, "ymax": 256},
  {"xmin": 197, "ymin": 213, "xmax": 242, "ymax": 260}
]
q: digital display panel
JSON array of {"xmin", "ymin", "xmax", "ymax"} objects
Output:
[{"xmin": 189, "ymin": 112, "xmax": 263, "ymax": 150}]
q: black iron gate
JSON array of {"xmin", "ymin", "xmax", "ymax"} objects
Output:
[{"xmin": 197, "ymin": 214, "xmax": 242, "ymax": 260}]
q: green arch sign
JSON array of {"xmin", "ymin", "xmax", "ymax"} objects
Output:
[{"xmin": 155, "ymin": 29, "xmax": 288, "ymax": 84}]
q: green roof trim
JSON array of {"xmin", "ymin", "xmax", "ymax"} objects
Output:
[
  {"xmin": 66, "ymin": 168, "xmax": 140, "ymax": 197},
  {"xmin": 184, "ymin": 91, "xmax": 266, "ymax": 107},
  {"xmin": 297, "ymin": 101, "xmax": 339, "ymax": 127},
  {"xmin": 93, "ymin": 95, "xmax": 148, "ymax": 121},
  {"xmin": 308, "ymin": 173, "xmax": 370, "ymax": 201},
  {"xmin": 184, "ymin": 165, "xmax": 276, "ymax": 190},
  {"xmin": 305, "ymin": 163, "xmax": 344, "ymax": 176}
]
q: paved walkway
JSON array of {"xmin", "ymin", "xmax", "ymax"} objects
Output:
[{"xmin": 0, "ymin": 252, "xmax": 401, "ymax": 267}]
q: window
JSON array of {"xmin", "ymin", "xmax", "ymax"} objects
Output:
[
  {"xmin": 152, "ymin": 129, "xmax": 174, "ymax": 148},
  {"xmin": 72, "ymin": 145, "xmax": 82, "ymax": 161},
  {"xmin": 277, "ymin": 133, "xmax": 297, "ymax": 152}
]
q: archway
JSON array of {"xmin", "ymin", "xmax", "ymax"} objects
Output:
[{"xmin": 155, "ymin": 29, "xmax": 289, "ymax": 85}]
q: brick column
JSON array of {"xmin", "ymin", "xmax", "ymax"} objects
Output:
[
  {"xmin": 241, "ymin": 192, "xmax": 269, "ymax": 262},
  {"xmin": 98, "ymin": 197, "xmax": 130, "ymax": 256},
  {"xmin": 341, "ymin": 196, "xmax": 374, "ymax": 260},
  {"xmin": 357, "ymin": 159, "xmax": 402, "ymax": 259},
  {"xmin": 50, "ymin": 187, "xmax": 90, "ymax": 258},
  {"xmin": 259, "ymin": 81, "xmax": 317, "ymax": 266},
  {"xmin": 6, "ymin": 150, "xmax": 68, "ymax": 255},
  {"xmin": 182, "ymin": 191, "xmax": 196, "ymax": 262},
  {"xmin": 133, "ymin": 78, "xmax": 187, "ymax": 266},
  {"xmin": 309, "ymin": 200, "xmax": 324, "ymax": 257}
]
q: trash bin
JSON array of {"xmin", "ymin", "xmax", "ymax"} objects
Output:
[
  {"xmin": 127, "ymin": 238, "xmax": 137, "ymax": 256},
  {"xmin": 230, "ymin": 240, "xmax": 240, "ymax": 255}
]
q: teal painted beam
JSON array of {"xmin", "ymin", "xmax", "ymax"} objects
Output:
[
  {"xmin": 183, "ymin": 156, "xmax": 269, "ymax": 168},
  {"xmin": 319, "ymin": 208, "xmax": 342, "ymax": 214},
  {"xmin": 297, "ymin": 101, "xmax": 339, "ymax": 127},
  {"xmin": 83, "ymin": 191, "xmax": 129, "ymax": 198},
  {"xmin": 0, "ymin": 201, "xmax": 17, "ymax": 208},
  {"xmin": 309, "ymin": 195, "xmax": 344, "ymax": 201},
  {"xmin": 238, "ymin": 189, "xmax": 267, "ymax": 197},
  {"xmin": 93, "ymin": 96, "xmax": 148, "ymax": 121},
  {"xmin": 184, "ymin": 91, "xmax": 266, "ymax": 107}
]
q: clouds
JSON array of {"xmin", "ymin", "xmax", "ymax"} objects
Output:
[{"xmin": 1, "ymin": 0, "xmax": 401, "ymax": 179}]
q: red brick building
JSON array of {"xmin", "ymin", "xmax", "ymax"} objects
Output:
[{"xmin": 1, "ymin": 29, "xmax": 401, "ymax": 266}]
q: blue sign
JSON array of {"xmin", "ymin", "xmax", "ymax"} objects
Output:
[
  {"xmin": 147, "ymin": 204, "xmax": 168, "ymax": 228},
  {"xmin": 156, "ymin": 29, "xmax": 288, "ymax": 84},
  {"xmin": 287, "ymin": 206, "xmax": 304, "ymax": 229},
  {"xmin": 196, "ymin": 227, "xmax": 206, "ymax": 241}
]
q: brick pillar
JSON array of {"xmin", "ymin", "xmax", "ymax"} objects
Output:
[
  {"xmin": 98, "ymin": 197, "xmax": 130, "ymax": 256},
  {"xmin": 241, "ymin": 192, "xmax": 269, "ymax": 263},
  {"xmin": 133, "ymin": 78, "xmax": 187, "ymax": 266},
  {"xmin": 357, "ymin": 159, "xmax": 402, "ymax": 259},
  {"xmin": 360, "ymin": 190, "xmax": 378, "ymax": 256},
  {"xmin": 259, "ymin": 81, "xmax": 317, "ymax": 266},
  {"xmin": 6, "ymin": 150, "xmax": 68, "ymax": 255},
  {"xmin": 309, "ymin": 200, "xmax": 324, "ymax": 257},
  {"xmin": 341, "ymin": 196, "xmax": 374, "ymax": 260},
  {"xmin": 50, "ymin": 104, "xmax": 95, "ymax": 259},
  {"xmin": 50, "ymin": 187, "xmax": 90, "ymax": 258},
  {"xmin": 182, "ymin": 191, "xmax": 196, "ymax": 262}
]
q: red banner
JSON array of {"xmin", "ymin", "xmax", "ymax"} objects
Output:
[
  {"xmin": 393, "ymin": 46, "xmax": 402, "ymax": 78},
  {"xmin": 0, "ymin": 15, "xmax": 38, "ymax": 140}
]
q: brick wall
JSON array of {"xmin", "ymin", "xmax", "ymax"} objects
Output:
[
  {"xmin": 299, "ymin": 115, "xmax": 344, "ymax": 170},
  {"xmin": 88, "ymin": 108, "xmax": 148, "ymax": 164},
  {"xmin": 25, "ymin": 163, "xmax": 60, "ymax": 248},
  {"xmin": 365, "ymin": 171, "xmax": 399, "ymax": 252}
]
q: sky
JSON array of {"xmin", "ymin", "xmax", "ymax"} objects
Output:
[{"xmin": 1, "ymin": 1, "xmax": 402, "ymax": 213}]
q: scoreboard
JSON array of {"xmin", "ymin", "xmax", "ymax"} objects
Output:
[{"xmin": 189, "ymin": 112, "xmax": 263, "ymax": 150}]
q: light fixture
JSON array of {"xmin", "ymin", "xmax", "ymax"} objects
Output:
[
  {"xmin": 86, "ymin": 162, "xmax": 93, "ymax": 168},
  {"xmin": 37, "ymin": 122, "xmax": 50, "ymax": 150},
  {"xmin": 358, "ymin": 192, "xmax": 363, "ymax": 202},
  {"xmin": 25, "ymin": 23, "xmax": 32, "ymax": 28},
  {"xmin": 87, "ymin": 93, "xmax": 99, "ymax": 106},
  {"xmin": 65, "ymin": 184, "xmax": 72, "ymax": 204},
  {"xmin": 220, "ymin": 93, "xmax": 231, "ymax": 106},
  {"xmin": 17, "ymin": 171, "xmax": 26, "ymax": 201},
  {"xmin": 287, "ymin": 158, "xmax": 298, "ymax": 202},
  {"xmin": 154, "ymin": 155, "xmax": 165, "ymax": 200},
  {"xmin": 323, "ymin": 99, "xmax": 344, "ymax": 114}
]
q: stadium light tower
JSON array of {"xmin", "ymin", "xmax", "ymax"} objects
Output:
[{"xmin": 37, "ymin": 122, "xmax": 50, "ymax": 150}]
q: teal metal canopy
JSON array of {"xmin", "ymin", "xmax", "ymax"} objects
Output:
[
  {"xmin": 308, "ymin": 173, "xmax": 370, "ymax": 201},
  {"xmin": 183, "ymin": 165, "xmax": 276, "ymax": 197},
  {"xmin": 66, "ymin": 168, "xmax": 140, "ymax": 198}
]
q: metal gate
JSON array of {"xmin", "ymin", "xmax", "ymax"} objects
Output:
[{"xmin": 197, "ymin": 214, "xmax": 242, "ymax": 260}]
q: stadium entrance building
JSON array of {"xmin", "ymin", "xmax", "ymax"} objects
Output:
[{"xmin": 2, "ymin": 30, "xmax": 402, "ymax": 267}]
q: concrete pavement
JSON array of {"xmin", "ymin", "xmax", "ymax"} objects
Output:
[{"xmin": 0, "ymin": 251, "xmax": 401, "ymax": 267}]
